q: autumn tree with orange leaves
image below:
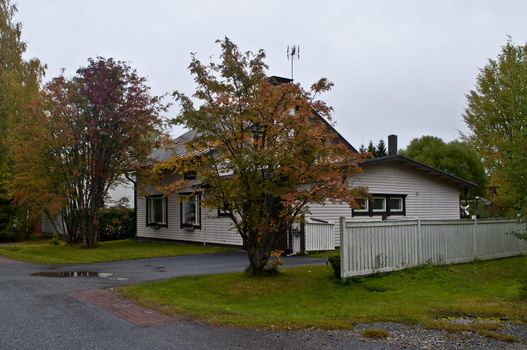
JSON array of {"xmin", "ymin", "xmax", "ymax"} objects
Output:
[
  {"xmin": 157, "ymin": 38, "xmax": 364, "ymax": 275},
  {"xmin": 0, "ymin": 0, "xmax": 44, "ymax": 241},
  {"xmin": 10, "ymin": 58, "xmax": 166, "ymax": 247}
]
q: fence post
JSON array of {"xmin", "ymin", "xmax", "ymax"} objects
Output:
[
  {"xmin": 417, "ymin": 217, "xmax": 421, "ymax": 264},
  {"xmin": 300, "ymin": 219, "xmax": 306, "ymax": 254},
  {"xmin": 339, "ymin": 216, "xmax": 346, "ymax": 280},
  {"xmin": 473, "ymin": 216, "xmax": 478, "ymax": 259}
]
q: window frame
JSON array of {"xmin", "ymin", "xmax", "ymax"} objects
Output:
[
  {"xmin": 372, "ymin": 197, "xmax": 386, "ymax": 212},
  {"xmin": 183, "ymin": 171, "xmax": 197, "ymax": 180},
  {"xmin": 353, "ymin": 197, "xmax": 369, "ymax": 213},
  {"xmin": 145, "ymin": 195, "xmax": 168, "ymax": 227},
  {"xmin": 352, "ymin": 194, "xmax": 406, "ymax": 217},
  {"xmin": 217, "ymin": 201, "xmax": 230, "ymax": 218},
  {"xmin": 389, "ymin": 197, "xmax": 404, "ymax": 212},
  {"xmin": 179, "ymin": 192, "xmax": 201, "ymax": 229}
]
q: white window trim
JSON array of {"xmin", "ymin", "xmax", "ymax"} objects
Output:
[
  {"xmin": 354, "ymin": 197, "xmax": 369, "ymax": 212},
  {"xmin": 147, "ymin": 196, "xmax": 167, "ymax": 226},
  {"xmin": 372, "ymin": 197, "xmax": 386, "ymax": 212},
  {"xmin": 181, "ymin": 194, "xmax": 201, "ymax": 228},
  {"xmin": 389, "ymin": 197, "xmax": 404, "ymax": 212}
]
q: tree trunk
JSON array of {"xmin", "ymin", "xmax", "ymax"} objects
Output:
[
  {"xmin": 241, "ymin": 197, "xmax": 291, "ymax": 275},
  {"xmin": 82, "ymin": 211, "xmax": 99, "ymax": 248},
  {"xmin": 245, "ymin": 243, "xmax": 271, "ymax": 275}
]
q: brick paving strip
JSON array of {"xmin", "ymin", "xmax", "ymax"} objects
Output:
[
  {"xmin": 0, "ymin": 256, "xmax": 21, "ymax": 264},
  {"xmin": 72, "ymin": 288, "xmax": 174, "ymax": 326}
]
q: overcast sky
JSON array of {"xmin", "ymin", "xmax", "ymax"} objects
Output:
[{"xmin": 16, "ymin": 0, "xmax": 527, "ymax": 149}]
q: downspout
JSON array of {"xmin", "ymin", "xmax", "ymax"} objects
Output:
[{"xmin": 125, "ymin": 173, "xmax": 137, "ymax": 237}]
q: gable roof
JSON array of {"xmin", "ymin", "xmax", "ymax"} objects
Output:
[
  {"xmin": 150, "ymin": 130, "xmax": 197, "ymax": 161},
  {"xmin": 361, "ymin": 155, "xmax": 478, "ymax": 189},
  {"xmin": 151, "ymin": 76, "xmax": 357, "ymax": 160},
  {"xmin": 312, "ymin": 110, "xmax": 357, "ymax": 153}
]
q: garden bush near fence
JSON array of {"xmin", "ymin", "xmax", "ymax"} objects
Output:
[{"xmin": 98, "ymin": 207, "xmax": 135, "ymax": 241}]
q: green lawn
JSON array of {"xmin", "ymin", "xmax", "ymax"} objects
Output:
[
  {"xmin": 0, "ymin": 239, "xmax": 233, "ymax": 264},
  {"xmin": 305, "ymin": 249, "xmax": 339, "ymax": 259},
  {"xmin": 122, "ymin": 256, "xmax": 527, "ymax": 340}
]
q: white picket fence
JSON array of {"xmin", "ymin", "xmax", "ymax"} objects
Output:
[
  {"xmin": 305, "ymin": 220, "xmax": 335, "ymax": 252},
  {"xmin": 339, "ymin": 217, "xmax": 527, "ymax": 278}
]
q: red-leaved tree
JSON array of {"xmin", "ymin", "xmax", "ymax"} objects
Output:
[{"xmin": 10, "ymin": 57, "xmax": 166, "ymax": 247}]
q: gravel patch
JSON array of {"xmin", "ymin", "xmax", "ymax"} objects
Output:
[{"xmin": 347, "ymin": 321, "xmax": 526, "ymax": 349}]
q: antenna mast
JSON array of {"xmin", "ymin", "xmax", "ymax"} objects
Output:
[{"xmin": 287, "ymin": 45, "xmax": 300, "ymax": 81}]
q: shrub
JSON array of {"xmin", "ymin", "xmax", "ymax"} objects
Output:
[
  {"xmin": 49, "ymin": 233, "xmax": 60, "ymax": 246},
  {"xmin": 0, "ymin": 228, "xmax": 18, "ymax": 243},
  {"xmin": 0, "ymin": 197, "xmax": 20, "ymax": 242},
  {"xmin": 327, "ymin": 255, "xmax": 341, "ymax": 279},
  {"xmin": 98, "ymin": 207, "xmax": 135, "ymax": 241}
]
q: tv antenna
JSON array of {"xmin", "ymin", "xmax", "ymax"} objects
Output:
[{"xmin": 287, "ymin": 45, "xmax": 300, "ymax": 80}]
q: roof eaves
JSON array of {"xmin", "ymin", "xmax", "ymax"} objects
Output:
[{"xmin": 361, "ymin": 155, "xmax": 477, "ymax": 189}]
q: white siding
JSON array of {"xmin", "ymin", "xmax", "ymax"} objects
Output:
[
  {"xmin": 307, "ymin": 162, "xmax": 462, "ymax": 246},
  {"xmin": 41, "ymin": 213, "xmax": 67, "ymax": 235},
  {"xmin": 138, "ymin": 162, "xmax": 462, "ymax": 246},
  {"xmin": 354, "ymin": 163, "xmax": 461, "ymax": 220},
  {"xmin": 136, "ymin": 192, "xmax": 243, "ymax": 246}
]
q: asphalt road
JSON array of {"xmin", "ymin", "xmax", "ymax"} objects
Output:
[{"xmin": 0, "ymin": 252, "xmax": 380, "ymax": 350}]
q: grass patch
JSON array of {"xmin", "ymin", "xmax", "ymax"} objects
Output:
[
  {"xmin": 0, "ymin": 239, "xmax": 232, "ymax": 264},
  {"xmin": 122, "ymin": 256, "xmax": 527, "ymax": 339},
  {"xmin": 480, "ymin": 331, "xmax": 517, "ymax": 343},
  {"xmin": 306, "ymin": 249, "xmax": 338, "ymax": 259},
  {"xmin": 362, "ymin": 328, "xmax": 390, "ymax": 339}
]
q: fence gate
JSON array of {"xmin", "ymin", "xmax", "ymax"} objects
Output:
[{"xmin": 291, "ymin": 218, "xmax": 335, "ymax": 254}]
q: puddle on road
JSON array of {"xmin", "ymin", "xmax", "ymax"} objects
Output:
[{"xmin": 31, "ymin": 271, "xmax": 128, "ymax": 281}]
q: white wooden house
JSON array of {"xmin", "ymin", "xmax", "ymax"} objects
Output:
[{"xmin": 136, "ymin": 131, "xmax": 476, "ymax": 250}]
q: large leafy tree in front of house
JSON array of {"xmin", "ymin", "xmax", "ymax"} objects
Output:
[
  {"xmin": 9, "ymin": 58, "xmax": 166, "ymax": 247},
  {"xmin": 463, "ymin": 39, "xmax": 527, "ymax": 219},
  {"xmin": 0, "ymin": 0, "xmax": 45, "ymax": 239},
  {"xmin": 157, "ymin": 38, "xmax": 364, "ymax": 275},
  {"xmin": 399, "ymin": 135, "xmax": 487, "ymax": 197}
]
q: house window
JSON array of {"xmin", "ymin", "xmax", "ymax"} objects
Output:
[
  {"xmin": 354, "ymin": 197, "xmax": 368, "ymax": 212},
  {"xmin": 389, "ymin": 197, "xmax": 403, "ymax": 212},
  {"xmin": 218, "ymin": 201, "xmax": 230, "ymax": 217},
  {"xmin": 184, "ymin": 171, "xmax": 196, "ymax": 180},
  {"xmin": 372, "ymin": 197, "xmax": 386, "ymax": 212},
  {"xmin": 146, "ymin": 195, "xmax": 167, "ymax": 227},
  {"xmin": 352, "ymin": 194, "xmax": 406, "ymax": 217},
  {"xmin": 180, "ymin": 193, "xmax": 201, "ymax": 229}
]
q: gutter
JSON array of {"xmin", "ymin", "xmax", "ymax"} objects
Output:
[{"xmin": 124, "ymin": 173, "xmax": 137, "ymax": 236}]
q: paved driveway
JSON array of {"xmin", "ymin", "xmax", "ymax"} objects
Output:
[
  {"xmin": 38, "ymin": 251, "xmax": 327, "ymax": 283},
  {"xmin": 0, "ymin": 253, "xmax": 380, "ymax": 350},
  {"xmin": 1, "ymin": 253, "xmax": 523, "ymax": 350}
]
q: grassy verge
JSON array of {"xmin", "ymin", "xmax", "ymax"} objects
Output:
[
  {"xmin": 122, "ymin": 256, "xmax": 527, "ymax": 340},
  {"xmin": 305, "ymin": 249, "xmax": 339, "ymax": 259},
  {"xmin": 0, "ymin": 239, "xmax": 233, "ymax": 264}
]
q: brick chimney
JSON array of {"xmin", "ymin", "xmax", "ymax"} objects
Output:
[{"xmin": 388, "ymin": 134, "xmax": 398, "ymax": 156}]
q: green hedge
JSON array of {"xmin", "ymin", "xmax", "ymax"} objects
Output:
[
  {"xmin": 0, "ymin": 197, "xmax": 27, "ymax": 243},
  {"xmin": 99, "ymin": 207, "xmax": 135, "ymax": 241}
]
